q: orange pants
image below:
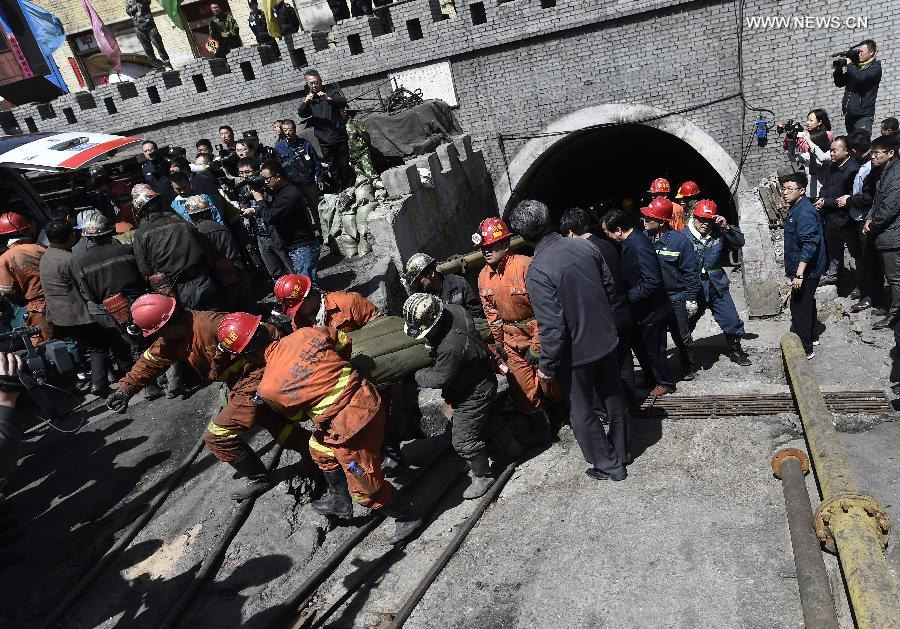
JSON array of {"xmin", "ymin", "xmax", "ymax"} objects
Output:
[
  {"xmin": 506, "ymin": 345, "xmax": 541, "ymax": 414},
  {"xmin": 308, "ymin": 405, "xmax": 395, "ymax": 509},
  {"xmin": 204, "ymin": 386, "xmax": 312, "ymax": 463},
  {"xmin": 25, "ymin": 308, "xmax": 53, "ymax": 345}
]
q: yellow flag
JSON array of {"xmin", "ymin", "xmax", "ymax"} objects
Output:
[{"xmin": 263, "ymin": 0, "xmax": 283, "ymax": 38}]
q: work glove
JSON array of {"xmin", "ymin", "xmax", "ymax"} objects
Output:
[
  {"xmin": 106, "ymin": 389, "xmax": 134, "ymax": 414},
  {"xmin": 525, "ymin": 347, "xmax": 541, "ymax": 365},
  {"xmin": 686, "ymin": 300, "xmax": 699, "ymax": 319}
]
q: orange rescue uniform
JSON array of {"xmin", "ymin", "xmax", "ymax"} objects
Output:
[
  {"xmin": 670, "ymin": 201, "xmax": 686, "ymax": 231},
  {"xmin": 257, "ymin": 326, "xmax": 395, "ymax": 509},
  {"xmin": 478, "ymin": 253, "xmax": 542, "ymax": 414},
  {"xmin": 0, "ymin": 240, "xmax": 53, "ymax": 343},
  {"xmin": 117, "ymin": 309, "xmax": 309, "ymax": 462},
  {"xmin": 294, "ymin": 290, "xmax": 380, "ymax": 333}
]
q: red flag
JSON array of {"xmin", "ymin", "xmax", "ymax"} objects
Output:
[{"xmin": 80, "ymin": 0, "xmax": 121, "ymax": 74}]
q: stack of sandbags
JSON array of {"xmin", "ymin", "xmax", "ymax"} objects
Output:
[{"xmin": 318, "ymin": 176, "xmax": 387, "ymax": 258}]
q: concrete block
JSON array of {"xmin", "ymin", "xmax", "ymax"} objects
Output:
[
  {"xmin": 738, "ymin": 190, "xmax": 782, "ymax": 318},
  {"xmin": 382, "ymin": 164, "xmax": 423, "ymax": 198}
]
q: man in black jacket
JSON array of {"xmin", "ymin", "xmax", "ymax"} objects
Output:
[
  {"xmin": 250, "ymin": 160, "xmax": 320, "ymax": 284},
  {"xmin": 863, "ymin": 135, "xmax": 900, "ymax": 329},
  {"xmin": 406, "ymin": 294, "xmax": 502, "ymax": 499},
  {"xmin": 559, "ymin": 207, "xmax": 635, "ymax": 404},
  {"xmin": 602, "ymin": 209, "xmax": 676, "ymax": 397},
  {"xmin": 140, "ymin": 141, "xmax": 173, "ymax": 204},
  {"xmin": 298, "ymin": 69, "xmax": 353, "ymax": 190},
  {"xmin": 816, "ymin": 136, "xmax": 860, "ymax": 285},
  {"xmin": 510, "ymin": 199, "xmax": 628, "ymax": 482},
  {"xmin": 833, "ymin": 39, "xmax": 882, "ymax": 134},
  {"xmin": 247, "ymin": 0, "xmax": 275, "ymax": 45}
]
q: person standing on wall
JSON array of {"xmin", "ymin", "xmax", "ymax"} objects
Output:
[
  {"xmin": 208, "ymin": 2, "xmax": 242, "ymax": 59},
  {"xmin": 125, "ymin": 0, "xmax": 171, "ymax": 69},
  {"xmin": 782, "ymin": 172, "xmax": 827, "ymax": 358},
  {"xmin": 298, "ymin": 69, "xmax": 354, "ymax": 191},
  {"xmin": 247, "ymin": 0, "xmax": 276, "ymax": 46},
  {"xmin": 833, "ymin": 39, "xmax": 882, "ymax": 135}
]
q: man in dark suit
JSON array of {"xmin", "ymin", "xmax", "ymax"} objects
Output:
[
  {"xmin": 816, "ymin": 135, "xmax": 860, "ymax": 285},
  {"xmin": 509, "ymin": 199, "xmax": 628, "ymax": 481},
  {"xmin": 602, "ymin": 209, "xmax": 676, "ymax": 396}
]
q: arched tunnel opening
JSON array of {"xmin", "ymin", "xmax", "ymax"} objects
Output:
[{"xmin": 508, "ymin": 124, "xmax": 737, "ymax": 225}]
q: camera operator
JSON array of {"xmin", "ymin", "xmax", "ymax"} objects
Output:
[
  {"xmin": 833, "ymin": 39, "xmax": 882, "ymax": 135},
  {"xmin": 793, "ymin": 109, "xmax": 834, "ymax": 198},
  {"xmin": 297, "ymin": 69, "xmax": 352, "ymax": 190},
  {"xmin": 0, "ymin": 352, "xmax": 25, "ymax": 500},
  {"xmin": 237, "ymin": 158, "xmax": 293, "ymax": 282}
]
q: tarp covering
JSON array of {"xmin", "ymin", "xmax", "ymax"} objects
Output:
[
  {"xmin": 347, "ymin": 314, "xmax": 491, "ymax": 385},
  {"xmin": 361, "ymin": 100, "xmax": 462, "ymax": 159}
]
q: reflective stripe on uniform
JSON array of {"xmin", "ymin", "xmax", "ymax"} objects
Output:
[
  {"xmin": 308, "ymin": 434, "xmax": 334, "ymax": 456},
  {"xmin": 142, "ymin": 349, "xmax": 173, "ymax": 366},
  {"xmin": 205, "ymin": 421, "xmax": 243, "ymax": 438},
  {"xmin": 334, "ymin": 330, "xmax": 349, "ymax": 352},
  {"xmin": 277, "ymin": 424, "xmax": 294, "ymax": 444},
  {"xmin": 657, "ymin": 250, "xmax": 681, "ymax": 258},
  {"xmin": 217, "ymin": 357, "xmax": 248, "ymax": 382},
  {"xmin": 350, "ymin": 490, "xmax": 375, "ymax": 503},
  {"xmin": 309, "ymin": 366, "xmax": 352, "ymax": 417}
]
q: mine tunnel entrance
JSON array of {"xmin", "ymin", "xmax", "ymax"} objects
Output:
[{"xmin": 508, "ymin": 123, "xmax": 737, "ymax": 224}]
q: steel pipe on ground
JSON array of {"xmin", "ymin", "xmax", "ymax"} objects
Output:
[
  {"xmin": 772, "ymin": 449, "xmax": 839, "ymax": 629},
  {"xmin": 781, "ymin": 333, "xmax": 900, "ymax": 628}
]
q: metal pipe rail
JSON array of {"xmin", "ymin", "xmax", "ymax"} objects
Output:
[
  {"xmin": 781, "ymin": 333, "xmax": 900, "ymax": 628},
  {"xmin": 771, "ymin": 448, "xmax": 839, "ymax": 629},
  {"xmin": 436, "ymin": 237, "xmax": 529, "ymax": 275}
]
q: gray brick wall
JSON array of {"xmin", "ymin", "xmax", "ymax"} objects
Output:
[{"xmin": 5, "ymin": 0, "xmax": 898, "ymax": 186}]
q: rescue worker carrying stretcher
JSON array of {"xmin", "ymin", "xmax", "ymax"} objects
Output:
[
  {"xmin": 404, "ymin": 252, "xmax": 484, "ymax": 318},
  {"xmin": 106, "ymin": 295, "xmax": 312, "ymax": 500},
  {"xmin": 682, "ymin": 200, "xmax": 752, "ymax": 366},
  {"xmin": 640, "ymin": 197, "xmax": 702, "ymax": 381},
  {"xmin": 0, "ymin": 212, "xmax": 52, "ymax": 343},
  {"xmin": 474, "ymin": 218, "xmax": 552, "ymax": 444},
  {"xmin": 254, "ymin": 321, "xmax": 422, "ymax": 544},
  {"xmin": 404, "ymin": 293, "xmax": 514, "ymax": 500},
  {"xmin": 273, "ymin": 273, "xmax": 379, "ymax": 332}
]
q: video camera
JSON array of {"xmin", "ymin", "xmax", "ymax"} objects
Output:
[
  {"xmin": 777, "ymin": 119, "xmax": 804, "ymax": 139},
  {"xmin": 237, "ymin": 174, "xmax": 266, "ymax": 192},
  {"xmin": 831, "ymin": 44, "xmax": 862, "ymax": 69},
  {"xmin": 0, "ymin": 327, "xmax": 79, "ymax": 422}
]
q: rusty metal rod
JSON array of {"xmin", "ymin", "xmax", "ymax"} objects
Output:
[
  {"xmin": 781, "ymin": 333, "xmax": 900, "ymax": 628},
  {"xmin": 386, "ymin": 462, "xmax": 518, "ymax": 628},
  {"xmin": 774, "ymin": 451, "xmax": 839, "ymax": 629}
]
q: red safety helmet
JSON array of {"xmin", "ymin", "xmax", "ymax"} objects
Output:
[
  {"xmin": 216, "ymin": 312, "xmax": 262, "ymax": 354},
  {"xmin": 648, "ymin": 178, "xmax": 671, "ymax": 195},
  {"xmin": 675, "ymin": 181, "xmax": 701, "ymax": 199},
  {"xmin": 0, "ymin": 212, "xmax": 31, "ymax": 236},
  {"xmin": 273, "ymin": 273, "xmax": 313, "ymax": 317},
  {"xmin": 693, "ymin": 199, "xmax": 718, "ymax": 219},
  {"xmin": 130, "ymin": 294, "xmax": 177, "ymax": 337},
  {"xmin": 640, "ymin": 197, "xmax": 674, "ymax": 223},
  {"xmin": 472, "ymin": 217, "xmax": 513, "ymax": 246}
]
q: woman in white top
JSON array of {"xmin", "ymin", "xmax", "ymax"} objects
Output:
[{"xmin": 793, "ymin": 109, "xmax": 834, "ymax": 197}]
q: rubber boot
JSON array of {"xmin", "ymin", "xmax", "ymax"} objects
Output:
[
  {"xmin": 144, "ymin": 382, "xmax": 164, "ymax": 401},
  {"xmin": 680, "ymin": 350, "xmax": 697, "ymax": 381},
  {"xmin": 527, "ymin": 409, "xmax": 553, "ymax": 444},
  {"xmin": 381, "ymin": 494, "xmax": 423, "ymax": 545},
  {"xmin": 727, "ymin": 335, "xmax": 752, "ymax": 366},
  {"xmin": 381, "ymin": 444, "xmax": 405, "ymax": 479},
  {"xmin": 166, "ymin": 362, "xmax": 184, "ymax": 398},
  {"xmin": 310, "ymin": 468, "xmax": 353, "ymax": 518},
  {"xmin": 228, "ymin": 451, "xmax": 274, "ymax": 501},
  {"xmin": 463, "ymin": 451, "xmax": 495, "ymax": 500},
  {"xmin": 489, "ymin": 420, "xmax": 524, "ymax": 462}
]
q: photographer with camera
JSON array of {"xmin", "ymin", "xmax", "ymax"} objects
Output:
[
  {"xmin": 785, "ymin": 109, "xmax": 833, "ymax": 198},
  {"xmin": 237, "ymin": 158, "xmax": 294, "ymax": 283},
  {"xmin": 297, "ymin": 69, "xmax": 352, "ymax": 190},
  {"xmin": 833, "ymin": 39, "xmax": 882, "ymax": 135}
]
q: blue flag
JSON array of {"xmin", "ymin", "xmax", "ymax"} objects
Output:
[{"xmin": 20, "ymin": 0, "xmax": 66, "ymax": 53}]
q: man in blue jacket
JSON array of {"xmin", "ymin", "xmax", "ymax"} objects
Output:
[
  {"xmin": 640, "ymin": 197, "xmax": 702, "ymax": 380},
  {"xmin": 833, "ymin": 39, "xmax": 882, "ymax": 135},
  {"xmin": 274, "ymin": 119, "xmax": 325, "ymax": 235},
  {"xmin": 682, "ymin": 200, "xmax": 752, "ymax": 366},
  {"xmin": 602, "ymin": 209, "xmax": 676, "ymax": 397},
  {"xmin": 782, "ymin": 172, "xmax": 827, "ymax": 358}
]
